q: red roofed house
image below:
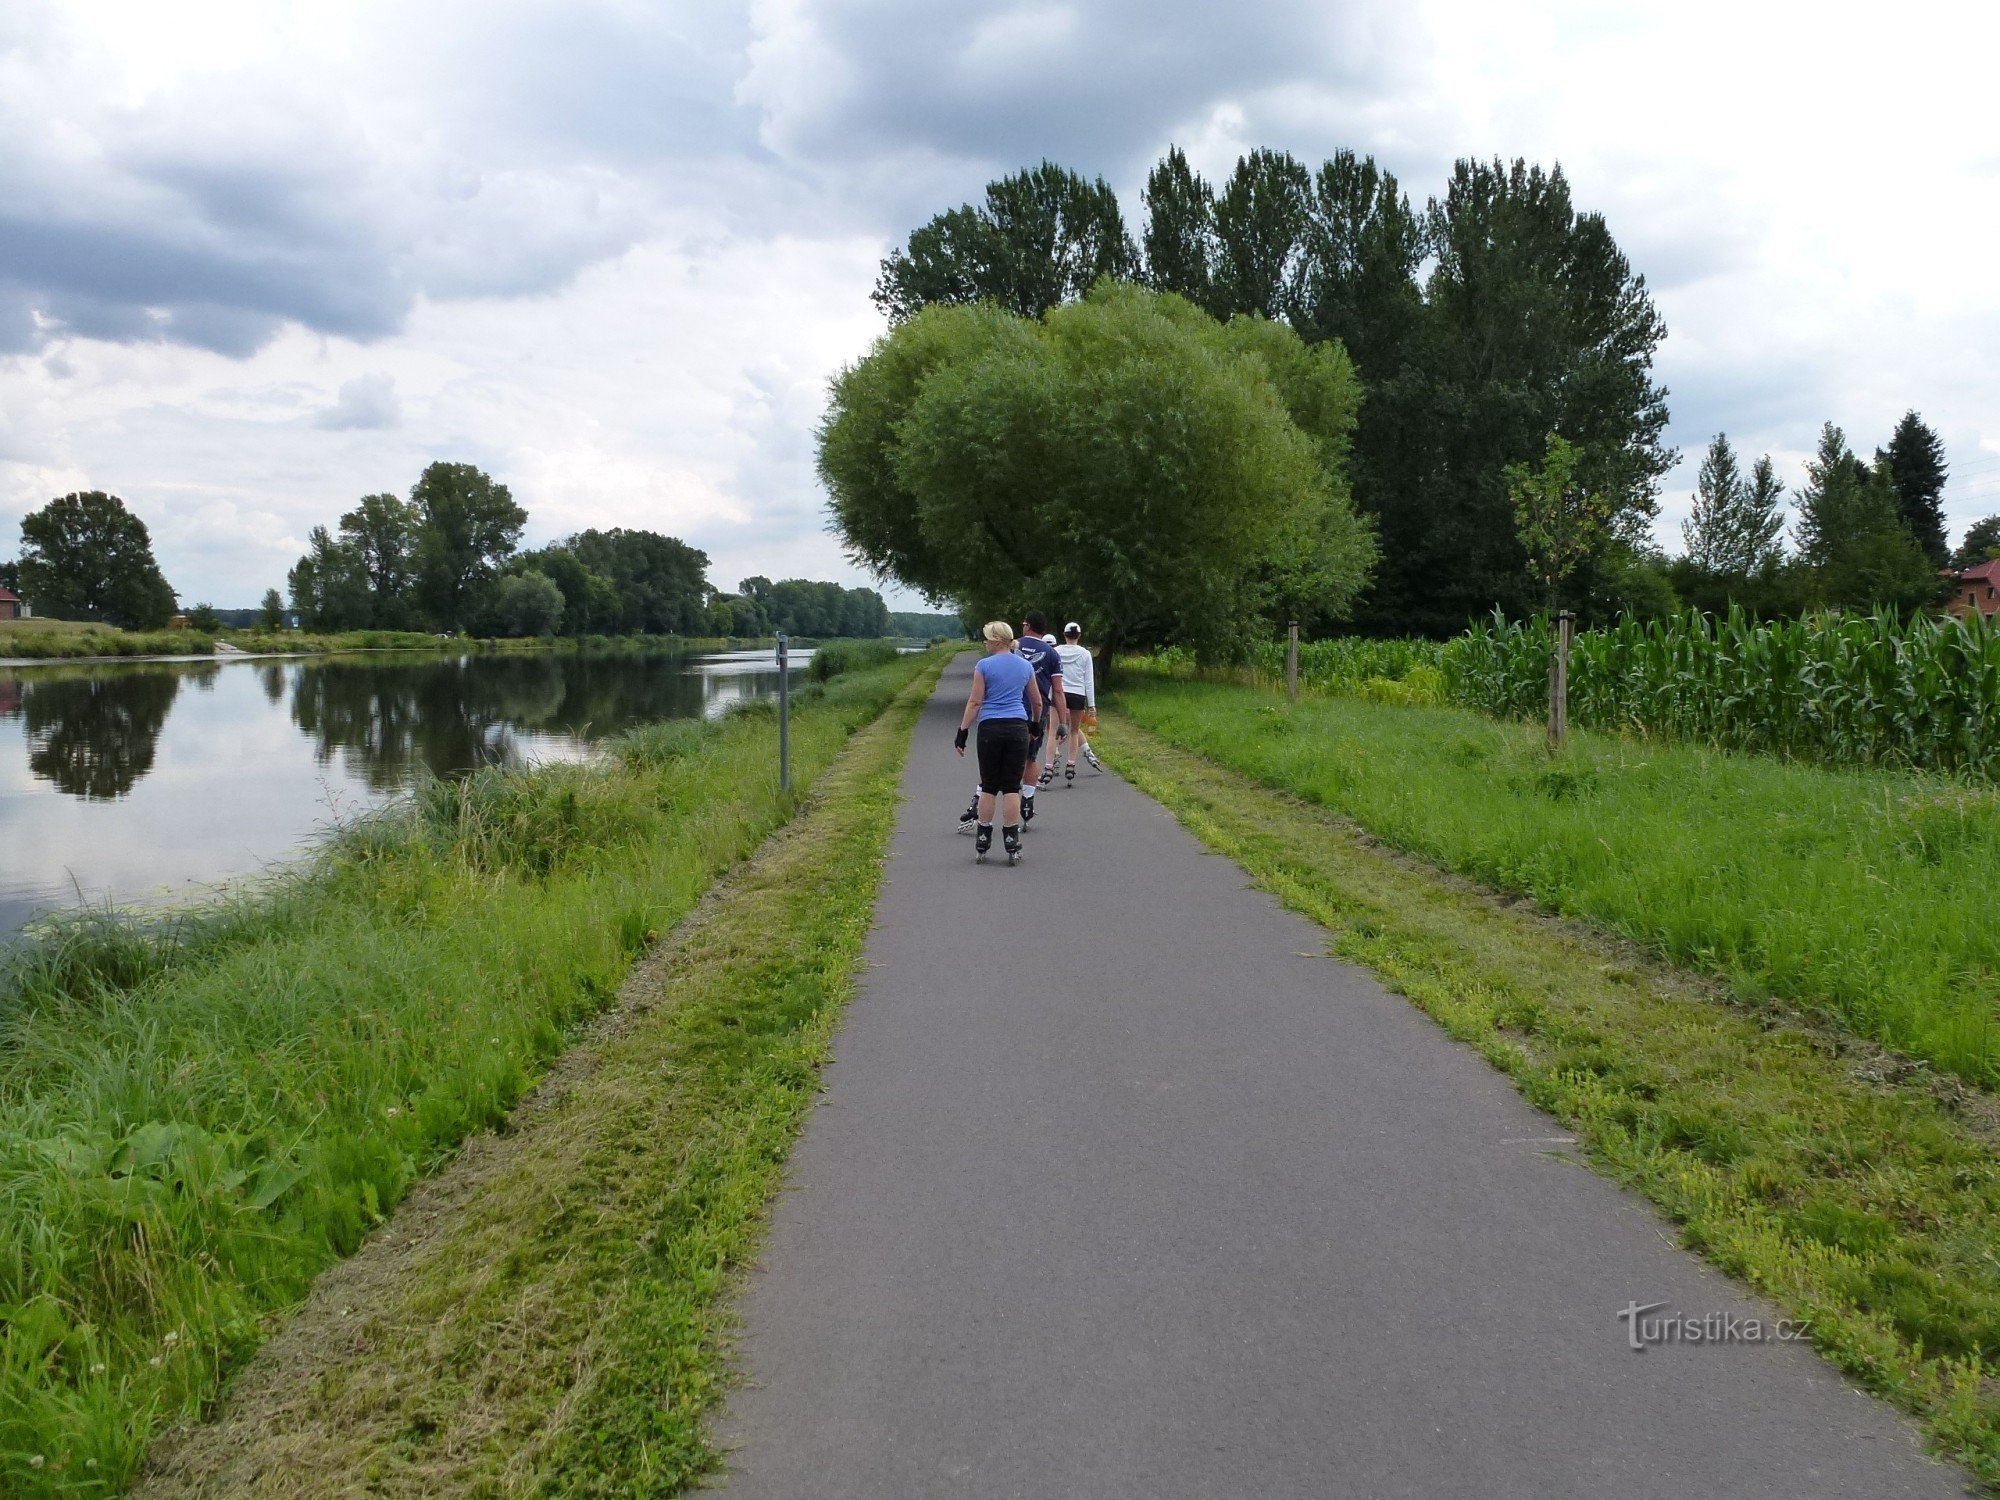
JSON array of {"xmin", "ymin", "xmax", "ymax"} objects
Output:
[
  {"xmin": 0, "ymin": 586, "xmax": 23, "ymax": 621},
  {"xmin": 1946, "ymin": 558, "xmax": 2000, "ymax": 622}
]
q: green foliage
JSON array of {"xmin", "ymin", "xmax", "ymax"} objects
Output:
[
  {"xmin": 287, "ymin": 524, "xmax": 373, "ymax": 631},
  {"xmin": 1953, "ymin": 516, "xmax": 2000, "ymax": 568},
  {"xmin": 485, "ymin": 570, "xmax": 565, "ymax": 637},
  {"xmin": 886, "ymin": 148, "xmax": 1670, "ymax": 634},
  {"xmin": 185, "ymin": 602, "xmax": 221, "ymax": 633},
  {"xmin": 823, "ymin": 282, "xmax": 1375, "ymax": 666},
  {"xmin": 1449, "ymin": 607, "xmax": 2000, "ymax": 777},
  {"xmin": 0, "ymin": 649, "xmax": 939, "ymax": 1493},
  {"xmin": 1506, "ymin": 433, "xmax": 1612, "ymax": 612},
  {"xmin": 411, "ymin": 462, "xmax": 529, "ymax": 632},
  {"xmin": 1140, "ymin": 146, "xmax": 1219, "ymax": 312},
  {"xmin": 257, "ymin": 588, "xmax": 285, "ymax": 629},
  {"xmin": 805, "ymin": 637, "xmax": 901, "ymax": 682},
  {"xmin": 1879, "ymin": 411, "xmax": 1950, "ymax": 567},
  {"xmin": 16, "ymin": 491, "xmax": 178, "ymax": 628},
  {"xmin": 1212, "ymin": 148, "xmax": 1313, "ymax": 320},
  {"xmin": 1681, "ymin": 435, "xmax": 1786, "ymax": 577},
  {"xmin": 1790, "ymin": 424, "xmax": 1939, "ymax": 611},
  {"xmin": 873, "ymin": 160, "xmax": 1137, "ymax": 322},
  {"xmin": 338, "ymin": 492, "xmax": 420, "ymax": 627},
  {"xmin": 741, "ymin": 575, "xmax": 890, "ymax": 637}
]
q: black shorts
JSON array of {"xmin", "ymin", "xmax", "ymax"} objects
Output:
[
  {"xmin": 1065, "ymin": 692, "xmax": 1087, "ymax": 712},
  {"xmin": 977, "ymin": 719, "xmax": 1031, "ymax": 794}
]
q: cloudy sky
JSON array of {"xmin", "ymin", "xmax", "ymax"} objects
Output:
[{"xmin": 4, "ymin": 0, "xmax": 1998, "ymax": 607}]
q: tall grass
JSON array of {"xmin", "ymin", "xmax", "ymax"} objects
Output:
[
  {"xmin": 1236, "ymin": 611, "xmax": 2000, "ymax": 778},
  {"xmin": 1111, "ymin": 676, "xmax": 2000, "ymax": 1089},
  {"xmin": 0, "ymin": 650, "xmax": 940, "ymax": 1494},
  {"xmin": 1449, "ymin": 608, "xmax": 2000, "ymax": 777},
  {"xmin": 0, "ymin": 625, "xmax": 215, "ymax": 660},
  {"xmin": 806, "ymin": 637, "xmax": 902, "ymax": 682}
]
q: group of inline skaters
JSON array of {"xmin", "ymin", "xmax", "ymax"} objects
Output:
[{"xmin": 951, "ymin": 612, "xmax": 1101, "ymax": 865}]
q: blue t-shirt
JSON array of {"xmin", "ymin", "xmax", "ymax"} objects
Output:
[
  {"xmin": 975, "ymin": 651, "xmax": 1035, "ymax": 722},
  {"xmin": 1018, "ymin": 634, "xmax": 1062, "ymax": 700}
]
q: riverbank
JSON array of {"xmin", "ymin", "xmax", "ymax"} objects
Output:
[
  {"xmin": 135, "ymin": 650, "xmax": 939, "ymax": 1496},
  {"xmin": 0, "ymin": 647, "xmax": 946, "ymax": 1494},
  {"xmin": 0, "ymin": 619, "xmax": 797, "ymax": 664}
]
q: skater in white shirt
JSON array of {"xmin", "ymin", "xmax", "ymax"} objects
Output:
[{"xmin": 1054, "ymin": 622, "xmax": 1100, "ymax": 782}]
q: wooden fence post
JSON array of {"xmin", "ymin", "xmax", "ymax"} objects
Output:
[
  {"xmin": 1286, "ymin": 621, "xmax": 1299, "ymax": 703},
  {"xmin": 1548, "ymin": 611, "xmax": 1573, "ymax": 748}
]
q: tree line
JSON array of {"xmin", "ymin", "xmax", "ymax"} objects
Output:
[
  {"xmin": 4, "ymin": 466, "xmax": 892, "ymax": 640},
  {"xmin": 1672, "ymin": 416, "xmax": 1969, "ymax": 618},
  {"xmin": 869, "ymin": 148, "xmax": 1994, "ymax": 632},
  {"xmin": 286, "ymin": 462, "xmax": 890, "ymax": 638}
]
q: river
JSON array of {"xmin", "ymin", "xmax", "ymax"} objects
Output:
[{"xmin": 0, "ymin": 647, "xmax": 807, "ymax": 940}]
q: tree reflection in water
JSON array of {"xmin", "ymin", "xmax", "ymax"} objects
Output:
[
  {"xmin": 287, "ymin": 653, "xmax": 714, "ymax": 789},
  {"xmin": 5, "ymin": 651, "xmax": 754, "ymax": 805},
  {"xmin": 18, "ymin": 668, "xmax": 184, "ymax": 801}
]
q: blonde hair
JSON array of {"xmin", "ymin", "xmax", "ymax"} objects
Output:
[{"xmin": 982, "ymin": 620, "xmax": 1015, "ymax": 645}]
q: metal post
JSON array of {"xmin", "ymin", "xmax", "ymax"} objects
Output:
[
  {"xmin": 1286, "ymin": 621, "xmax": 1299, "ymax": 703},
  {"xmin": 776, "ymin": 632, "xmax": 790, "ymax": 791},
  {"xmin": 1548, "ymin": 610, "xmax": 1572, "ymax": 748}
]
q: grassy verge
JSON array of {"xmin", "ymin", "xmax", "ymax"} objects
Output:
[
  {"xmin": 1110, "ymin": 674, "xmax": 2000, "ymax": 1088},
  {"xmin": 1102, "ymin": 707, "xmax": 2000, "ymax": 1487},
  {"xmin": 0, "ymin": 620, "xmax": 214, "ymax": 659},
  {"xmin": 0, "ymin": 649, "xmax": 944, "ymax": 1495},
  {"xmin": 134, "ymin": 654, "xmax": 936, "ymax": 1496}
]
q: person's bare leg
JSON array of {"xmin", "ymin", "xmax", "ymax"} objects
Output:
[{"xmin": 978, "ymin": 790, "xmax": 997, "ymax": 823}]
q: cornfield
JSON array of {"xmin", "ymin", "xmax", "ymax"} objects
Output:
[{"xmin": 1265, "ymin": 609, "xmax": 2000, "ymax": 779}]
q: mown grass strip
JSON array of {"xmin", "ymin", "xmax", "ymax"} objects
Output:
[
  {"xmin": 1111, "ymin": 674, "xmax": 2000, "ymax": 1088},
  {"xmin": 0, "ymin": 650, "xmax": 943, "ymax": 1496},
  {"xmin": 133, "ymin": 655, "xmax": 936, "ymax": 1497},
  {"xmin": 1101, "ymin": 706, "xmax": 2000, "ymax": 1489}
]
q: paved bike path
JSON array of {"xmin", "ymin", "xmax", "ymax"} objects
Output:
[{"xmin": 716, "ymin": 655, "xmax": 1967, "ymax": 1497}]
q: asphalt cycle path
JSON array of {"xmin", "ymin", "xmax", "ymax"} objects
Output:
[{"xmin": 716, "ymin": 654, "xmax": 1970, "ymax": 1498}]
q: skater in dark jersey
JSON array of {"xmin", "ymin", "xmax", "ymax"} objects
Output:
[
  {"xmin": 1014, "ymin": 612, "xmax": 1066, "ymax": 823},
  {"xmin": 954, "ymin": 621, "xmax": 1041, "ymax": 863}
]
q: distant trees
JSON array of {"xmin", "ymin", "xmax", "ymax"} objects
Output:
[
  {"xmin": 487, "ymin": 571, "xmax": 564, "ymax": 636},
  {"xmin": 1954, "ymin": 516, "xmax": 2000, "ymax": 567},
  {"xmin": 823, "ymin": 282, "xmax": 1374, "ymax": 665},
  {"xmin": 280, "ymin": 462, "xmax": 874, "ymax": 640},
  {"xmin": 410, "ymin": 463, "xmax": 528, "ymax": 632},
  {"xmin": 731, "ymin": 576, "xmax": 890, "ymax": 637},
  {"xmin": 1681, "ymin": 435, "xmax": 1785, "ymax": 577},
  {"xmin": 259, "ymin": 588, "xmax": 286, "ymax": 629},
  {"xmin": 875, "ymin": 147, "xmax": 1669, "ymax": 634},
  {"xmin": 1876, "ymin": 412, "xmax": 1949, "ymax": 567},
  {"xmin": 187, "ymin": 602, "xmax": 222, "ymax": 633},
  {"xmin": 873, "ymin": 161, "xmax": 1137, "ymax": 323},
  {"xmin": 16, "ymin": 491, "xmax": 178, "ymax": 628},
  {"xmin": 1790, "ymin": 423, "xmax": 1940, "ymax": 612}
]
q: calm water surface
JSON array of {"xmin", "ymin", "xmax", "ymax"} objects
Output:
[{"xmin": 0, "ymin": 648, "xmax": 804, "ymax": 939}]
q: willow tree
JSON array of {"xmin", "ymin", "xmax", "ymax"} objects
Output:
[{"xmin": 820, "ymin": 282, "xmax": 1375, "ymax": 670}]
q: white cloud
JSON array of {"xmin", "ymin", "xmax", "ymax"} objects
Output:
[{"xmin": 313, "ymin": 375, "xmax": 401, "ymax": 431}]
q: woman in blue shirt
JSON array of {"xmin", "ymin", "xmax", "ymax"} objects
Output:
[{"xmin": 954, "ymin": 621, "xmax": 1042, "ymax": 863}]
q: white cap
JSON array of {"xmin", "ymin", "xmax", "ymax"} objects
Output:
[
  {"xmin": 1044, "ymin": 633, "xmax": 1057, "ymax": 644},
  {"xmin": 1064, "ymin": 621, "xmax": 1081, "ymax": 635}
]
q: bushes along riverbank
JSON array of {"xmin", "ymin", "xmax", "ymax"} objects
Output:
[{"xmin": 0, "ymin": 648, "xmax": 943, "ymax": 1494}]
